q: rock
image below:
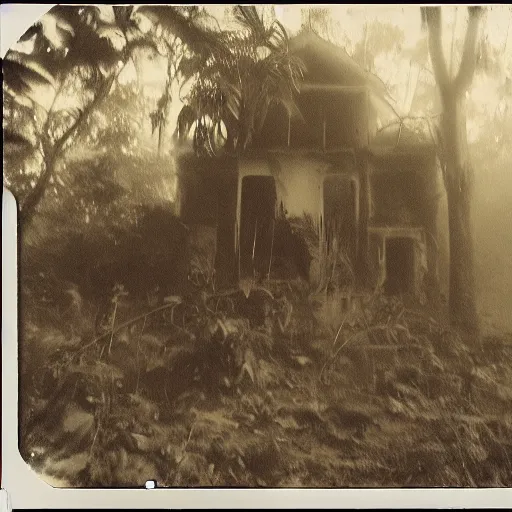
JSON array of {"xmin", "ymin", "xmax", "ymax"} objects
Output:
[
  {"xmin": 292, "ymin": 355, "xmax": 313, "ymax": 367},
  {"xmin": 61, "ymin": 406, "xmax": 95, "ymax": 436},
  {"xmin": 274, "ymin": 415, "xmax": 301, "ymax": 430},
  {"xmin": 131, "ymin": 433, "xmax": 153, "ymax": 453}
]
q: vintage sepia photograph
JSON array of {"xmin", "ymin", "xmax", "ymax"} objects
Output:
[{"xmin": 3, "ymin": 4, "xmax": 512, "ymax": 491}]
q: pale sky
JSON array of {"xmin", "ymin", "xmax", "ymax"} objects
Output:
[
  {"xmin": 4, "ymin": 5, "xmax": 512, "ymax": 138},
  {"xmin": 2, "ymin": 5, "xmax": 511, "ymax": 59},
  {"xmin": 192, "ymin": 6, "xmax": 512, "ymax": 127},
  {"xmin": 274, "ymin": 5, "xmax": 510, "ymax": 50}
]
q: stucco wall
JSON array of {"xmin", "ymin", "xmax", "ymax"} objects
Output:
[
  {"xmin": 367, "ymin": 149, "xmax": 446, "ymax": 300},
  {"xmin": 238, "ymin": 152, "xmax": 357, "ymax": 222},
  {"xmin": 237, "ymin": 152, "xmax": 358, "ymax": 287}
]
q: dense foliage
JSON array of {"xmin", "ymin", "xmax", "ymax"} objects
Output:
[{"xmin": 3, "ymin": 5, "xmax": 512, "ymax": 489}]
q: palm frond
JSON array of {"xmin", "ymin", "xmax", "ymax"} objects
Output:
[
  {"xmin": 174, "ymin": 104, "xmax": 197, "ymax": 140},
  {"xmin": 3, "ymin": 129, "xmax": 37, "ymax": 153},
  {"xmin": 113, "ymin": 5, "xmax": 134, "ymax": 28},
  {"xmin": 271, "ymin": 20, "xmax": 289, "ymax": 47},
  {"xmin": 150, "ymin": 5, "xmax": 304, "ymax": 155},
  {"xmin": 18, "ymin": 23, "xmax": 43, "ymax": 43},
  {"xmin": 233, "ymin": 6, "xmax": 267, "ymax": 42},
  {"xmin": 3, "ymin": 52, "xmax": 58, "ymax": 112},
  {"xmin": 3, "ymin": 51, "xmax": 56, "ymax": 88},
  {"xmin": 135, "ymin": 6, "xmax": 224, "ymax": 56},
  {"xmin": 178, "ymin": 53, "xmax": 205, "ymax": 81},
  {"xmin": 45, "ymin": 6, "xmax": 80, "ymax": 42},
  {"xmin": 44, "ymin": 6, "xmax": 125, "ymax": 71}
]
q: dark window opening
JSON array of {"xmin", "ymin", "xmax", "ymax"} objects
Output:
[
  {"xmin": 215, "ymin": 173, "xmax": 238, "ymax": 287},
  {"xmin": 323, "ymin": 175, "xmax": 357, "ymax": 262},
  {"xmin": 292, "ymin": 92, "xmax": 364, "ymax": 150},
  {"xmin": 323, "ymin": 175, "xmax": 358, "ymax": 289},
  {"xmin": 269, "ymin": 207, "xmax": 312, "ymax": 281},
  {"xmin": 384, "ymin": 237, "xmax": 415, "ymax": 295},
  {"xmin": 255, "ymin": 91, "xmax": 366, "ymax": 150},
  {"xmin": 252, "ymin": 103, "xmax": 289, "ymax": 148},
  {"xmin": 324, "ymin": 93, "xmax": 359, "ymax": 149},
  {"xmin": 239, "ymin": 176, "xmax": 276, "ymax": 280},
  {"xmin": 239, "ymin": 177, "xmax": 312, "ymax": 282},
  {"xmin": 290, "ymin": 92, "xmax": 324, "ymax": 149}
]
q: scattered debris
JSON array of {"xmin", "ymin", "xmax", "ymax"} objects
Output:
[{"xmin": 19, "ymin": 280, "xmax": 512, "ymax": 487}]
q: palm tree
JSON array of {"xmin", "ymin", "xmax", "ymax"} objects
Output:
[{"xmin": 172, "ymin": 6, "xmax": 305, "ymax": 156}]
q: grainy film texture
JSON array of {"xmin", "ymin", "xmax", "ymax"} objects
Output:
[{"xmin": 3, "ymin": 5, "xmax": 512, "ymax": 488}]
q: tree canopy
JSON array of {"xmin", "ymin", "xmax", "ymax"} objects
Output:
[{"xmin": 3, "ymin": 5, "xmax": 512, "ymax": 331}]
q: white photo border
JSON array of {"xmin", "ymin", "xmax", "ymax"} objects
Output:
[{"xmin": 2, "ymin": 4, "xmax": 511, "ymax": 509}]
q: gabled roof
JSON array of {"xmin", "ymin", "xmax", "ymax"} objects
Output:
[
  {"xmin": 289, "ymin": 31, "xmax": 403, "ymax": 127},
  {"xmin": 288, "ymin": 31, "xmax": 436, "ymax": 153},
  {"xmin": 289, "ymin": 31, "xmax": 389, "ymax": 94}
]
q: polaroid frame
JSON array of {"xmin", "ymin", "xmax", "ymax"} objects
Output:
[{"xmin": 2, "ymin": 4, "xmax": 511, "ymax": 509}]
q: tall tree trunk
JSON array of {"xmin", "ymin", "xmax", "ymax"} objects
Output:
[
  {"xmin": 425, "ymin": 6, "xmax": 483, "ymax": 336},
  {"xmin": 19, "ymin": 155, "xmax": 58, "ymax": 226},
  {"xmin": 442, "ymin": 94, "xmax": 479, "ymax": 333}
]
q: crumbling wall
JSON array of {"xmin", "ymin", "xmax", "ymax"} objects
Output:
[
  {"xmin": 236, "ymin": 152, "xmax": 358, "ymax": 289},
  {"xmin": 176, "ymin": 154, "xmax": 219, "ymax": 227},
  {"xmin": 367, "ymin": 149, "xmax": 443, "ymax": 301},
  {"xmin": 368, "ymin": 227, "xmax": 428, "ymax": 302},
  {"xmin": 175, "ymin": 154, "xmax": 238, "ymax": 288}
]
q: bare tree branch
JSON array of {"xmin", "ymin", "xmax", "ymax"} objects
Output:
[
  {"xmin": 376, "ymin": 113, "xmax": 442, "ymax": 134},
  {"xmin": 454, "ymin": 6, "xmax": 485, "ymax": 94},
  {"xmin": 449, "ymin": 7, "xmax": 459, "ymax": 78},
  {"xmin": 20, "ymin": 64, "xmax": 126, "ymax": 225},
  {"xmin": 57, "ymin": 75, "xmax": 118, "ymax": 156},
  {"xmin": 16, "ymin": 7, "xmax": 157, "ymax": 225},
  {"xmin": 425, "ymin": 7, "xmax": 450, "ymax": 93}
]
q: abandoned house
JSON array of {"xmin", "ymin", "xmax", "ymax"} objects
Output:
[{"xmin": 175, "ymin": 31, "xmax": 447, "ymax": 306}]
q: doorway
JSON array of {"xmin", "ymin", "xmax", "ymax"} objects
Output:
[
  {"xmin": 384, "ymin": 237, "xmax": 415, "ymax": 295},
  {"xmin": 323, "ymin": 175, "xmax": 358, "ymax": 263},
  {"xmin": 239, "ymin": 176, "xmax": 276, "ymax": 280}
]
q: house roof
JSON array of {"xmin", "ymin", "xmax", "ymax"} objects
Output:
[
  {"xmin": 288, "ymin": 32, "xmax": 436, "ymax": 154},
  {"xmin": 289, "ymin": 31, "xmax": 402, "ymax": 127},
  {"xmin": 289, "ymin": 31, "xmax": 389, "ymax": 95}
]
